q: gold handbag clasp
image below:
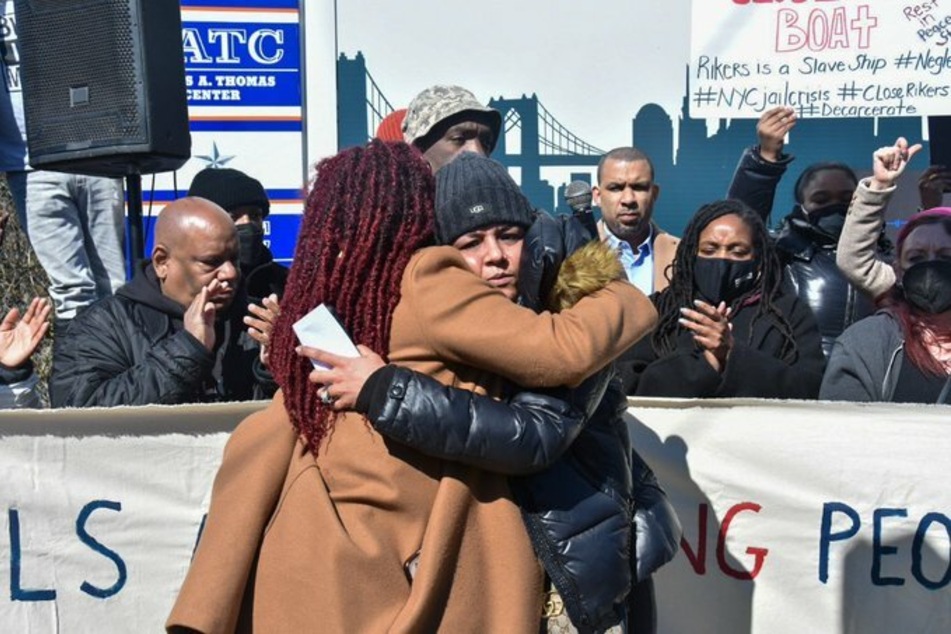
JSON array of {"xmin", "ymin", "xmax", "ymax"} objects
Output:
[{"xmin": 542, "ymin": 588, "xmax": 565, "ymax": 618}]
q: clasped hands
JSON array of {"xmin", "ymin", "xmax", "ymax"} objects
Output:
[{"xmin": 679, "ymin": 300, "xmax": 733, "ymax": 373}]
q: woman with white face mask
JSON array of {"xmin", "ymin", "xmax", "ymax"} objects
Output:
[
  {"xmin": 618, "ymin": 198, "xmax": 826, "ymax": 399},
  {"xmin": 822, "ymin": 206, "xmax": 951, "ymax": 403}
]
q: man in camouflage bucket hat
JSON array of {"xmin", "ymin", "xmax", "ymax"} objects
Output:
[{"xmin": 402, "ymin": 85, "xmax": 502, "ymax": 172}]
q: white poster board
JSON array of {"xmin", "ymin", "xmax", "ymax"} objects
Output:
[{"xmin": 690, "ymin": 0, "xmax": 951, "ymax": 118}]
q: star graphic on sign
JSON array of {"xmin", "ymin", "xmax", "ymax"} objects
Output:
[{"xmin": 195, "ymin": 142, "xmax": 236, "ymax": 168}]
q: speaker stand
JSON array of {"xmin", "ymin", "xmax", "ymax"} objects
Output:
[{"xmin": 125, "ymin": 173, "xmax": 145, "ymax": 265}]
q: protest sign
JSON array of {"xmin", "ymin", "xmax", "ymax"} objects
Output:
[{"xmin": 690, "ymin": 0, "xmax": 951, "ymax": 118}]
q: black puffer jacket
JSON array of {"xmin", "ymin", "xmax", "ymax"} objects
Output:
[
  {"xmin": 50, "ymin": 262, "xmax": 265, "ymax": 407},
  {"xmin": 359, "ymin": 370, "xmax": 633, "ymax": 633},
  {"xmin": 357, "ymin": 363, "xmax": 607, "ymax": 475},
  {"xmin": 727, "ymin": 146, "xmax": 881, "ymax": 357},
  {"xmin": 772, "ymin": 212, "xmax": 877, "ymax": 357},
  {"xmin": 356, "ymin": 220, "xmax": 647, "ymax": 633},
  {"xmin": 512, "ymin": 376, "xmax": 633, "ymax": 632},
  {"xmin": 358, "ymin": 363, "xmax": 629, "ymax": 632}
]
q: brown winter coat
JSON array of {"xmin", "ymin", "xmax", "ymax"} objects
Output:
[{"xmin": 167, "ymin": 246, "xmax": 656, "ymax": 634}]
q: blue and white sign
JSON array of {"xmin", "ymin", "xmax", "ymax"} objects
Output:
[{"xmin": 143, "ymin": 1, "xmax": 309, "ymax": 264}]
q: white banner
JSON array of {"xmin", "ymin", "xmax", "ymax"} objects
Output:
[
  {"xmin": 0, "ymin": 399, "xmax": 948, "ymax": 632},
  {"xmin": 0, "ymin": 402, "xmax": 260, "ymax": 633},
  {"xmin": 629, "ymin": 398, "xmax": 951, "ymax": 634},
  {"xmin": 690, "ymin": 0, "xmax": 951, "ymax": 118}
]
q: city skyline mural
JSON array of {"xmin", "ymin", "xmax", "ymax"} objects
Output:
[{"xmin": 336, "ymin": 51, "xmax": 928, "ymax": 236}]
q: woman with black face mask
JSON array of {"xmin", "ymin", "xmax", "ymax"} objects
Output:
[
  {"xmin": 822, "ymin": 208, "xmax": 951, "ymax": 403},
  {"xmin": 726, "ymin": 109, "xmax": 881, "ymax": 359},
  {"xmin": 617, "ymin": 199, "xmax": 826, "ymax": 399},
  {"xmin": 836, "ymin": 138, "xmax": 923, "ymax": 303}
]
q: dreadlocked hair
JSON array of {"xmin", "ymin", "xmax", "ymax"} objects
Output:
[
  {"xmin": 269, "ymin": 140, "xmax": 435, "ymax": 456},
  {"xmin": 651, "ymin": 199, "xmax": 799, "ymax": 363}
]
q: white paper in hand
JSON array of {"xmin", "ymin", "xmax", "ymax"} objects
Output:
[{"xmin": 292, "ymin": 304, "xmax": 360, "ymax": 369}]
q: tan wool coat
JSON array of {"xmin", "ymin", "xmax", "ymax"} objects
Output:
[{"xmin": 167, "ymin": 246, "xmax": 656, "ymax": 634}]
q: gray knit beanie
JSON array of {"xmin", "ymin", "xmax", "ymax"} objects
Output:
[{"xmin": 434, "ymin": 152, "xmax": 535, "ymax": 245}]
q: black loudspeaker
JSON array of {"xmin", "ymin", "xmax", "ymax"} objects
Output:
[
  {"xmin": 14, "ymin": 0, "xmax": 190, "ymax": 177},
  {"xmin": 928, "ymin": 116, "xmax": 951, "ymax": 168}
]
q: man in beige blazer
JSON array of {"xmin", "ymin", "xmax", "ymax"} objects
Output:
[{"xmin": 594, "ymin": 146, "xmax": 680, "ymax": 293}]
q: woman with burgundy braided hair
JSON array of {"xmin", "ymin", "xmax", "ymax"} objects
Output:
[
  {"xmin": 266, "ymin": 140, "xmax": 435, "ymax": 456},
  {"xmin": 168, "ymin": 140, "xmax": 651, "ymax": 633}
]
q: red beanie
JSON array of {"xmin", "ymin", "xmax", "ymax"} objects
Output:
[
  {"xmin": 897, "ymin": 207, "xmax": 951, "ymax": 253},
  {"xmin": 376, "ymin": 109, "xmax": 407, "ymax": 142}
]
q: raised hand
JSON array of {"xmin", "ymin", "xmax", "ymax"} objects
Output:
[
  {"xmin": 296, "ymin": 344, "xmax": 386, "ymax": 410},
  {"xmin": 917, "ymin": 165, "xmax": 951, "ymax": 209},
  {"xmin": 245, "ymin": 293, "xmax": 280, "ymax": 366},
  {"xmin": 870, "ymin": 136, "xmax": 922, "ymax": 191},
  {"xmin": 757, "ymin": 106, "xmax": 796, "ymax": 163},
  {"xmin": 679, "ymin": 300, "xmax": 733, "ymax": 373},
  {"xmin": 0, "ymin": 297, "xmax": 51, "ymax": 369},
  {"xmin": 184, "ymin": 282, "xmax": 219, "ymax": 351}
]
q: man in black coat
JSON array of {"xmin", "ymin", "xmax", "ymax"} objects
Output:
[{"xmin": 50, "ymin": 197, "xmax": 267, "ymax": 407}]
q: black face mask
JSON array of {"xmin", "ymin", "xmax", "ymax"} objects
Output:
[
  {"xmin": 693, "ymin": 256, "xmax": 759, "ymax": 305},
  {"xmin": 801, "ymin": 202, "xmax": 850, "ymax": 238},
  {"xmin": 902, "ymin": 260, "xmax": 951, "ymax": 314},
  {"xmin": 236, "ymin": 222, "xmax": 267, "ymax": 271}
]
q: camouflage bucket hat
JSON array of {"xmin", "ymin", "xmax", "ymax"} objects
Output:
[{"xmin": 402, "ymin": 85, "xmax": 502, "ymax": 150}]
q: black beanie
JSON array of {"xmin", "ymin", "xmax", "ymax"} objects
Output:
[
  {"xmin": 434, "ymin": 152, "xmax": 535, "ymax": 245},
  {"xmin": 188, "ymin": 167, "xmax": 270, "ymax": 218}
]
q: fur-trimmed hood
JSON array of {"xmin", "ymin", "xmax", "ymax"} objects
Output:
[{"xmin": 547, "ymin": 240, "xmax": 626, "ymax": 312}]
